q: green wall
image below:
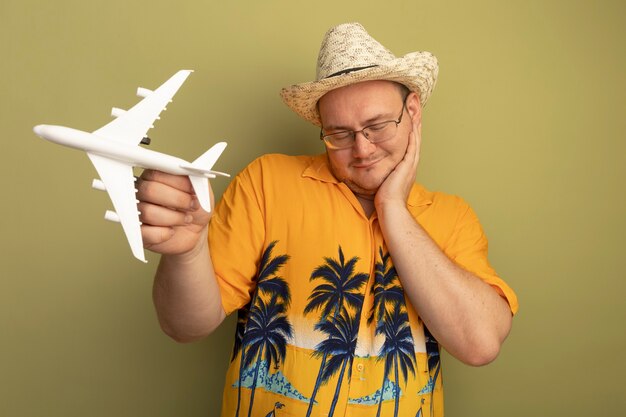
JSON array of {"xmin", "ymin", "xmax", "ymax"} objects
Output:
[{"xmin": 2, "ymin": 0, "xmax": 624, "ymax": 415}]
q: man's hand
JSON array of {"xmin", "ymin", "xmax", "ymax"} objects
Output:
[
  {"xmin": 136, "ymin": 169, "xmax": 212, "ymax": 256},
  {"xmin": 139, "ymin": 169, "xmax": 225, "ymax": 342},
  {"xmin": 375, "ymin": 121, "xmax": 422, "ymax": 210},
  {"xmin": 373, "ymin": 119, "xmax": 513, "ymax": 365}
]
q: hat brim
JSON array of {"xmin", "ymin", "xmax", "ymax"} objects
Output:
[{"xmin": 280, "ymin": 51, "xmax": 438, "ymax": 126}]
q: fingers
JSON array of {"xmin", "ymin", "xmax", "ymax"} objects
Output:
[
  {"xmin": 138, "ymin": 201, "xmax": 192, "ymax": 227},
  {"xmin": 409, "ymin": 121, "xmax": 422, "ymax": 170},
  {"xmin": 136, "ymin": 170, "xmax": 211, "ymax": 227},
  {"xmin": 135, "ymin": 170, "xmax": 213, "ymax": 255},
  {"xmin": 141, "ymin": 225, "xmax": 175, "ymax": 248},
  {"xmin": 141, "ymin": 224, "xmax": 206, "ymax": 254},
  {"xmin": 141, "ymin": 169, "xmax": 194, "ymax": 193},
  {"xmin": 137, "ymin": 170, "xmax": 196, "ymax": 211},
  {"xmin": 400, "ymin": 128, "xmax": 416, "ymax": 168}
]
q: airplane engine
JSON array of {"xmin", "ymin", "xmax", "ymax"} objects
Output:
[
  {"xmin": 92, "ymin": 179, "xmax": 106, "ymax": 191},
  {"xmin": 136, "ymin": 87, "xmax": 153, "ymax": 98},
  {"xmin": 111, "ymin": 107, "xmax": 126, "ymax": 118},
  {"xmin": 104, "ymin": 210, "xmax": 120, "ymax": 223}
]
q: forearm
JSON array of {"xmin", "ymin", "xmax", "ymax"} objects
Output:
[
  {"xmin": 378, "ymin": 201, "xmax": 512, "ymax": 366},
  {"xmin": 152, "ymin": 233, "xmax": 226, "ymax": 343}
]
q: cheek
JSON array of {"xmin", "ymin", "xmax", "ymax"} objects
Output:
[
  {"xmin": 327, "ymin": 152, "xmax": 351, "ymax": 178},
  {"xmin": 391, "ymin": 132, "xmax": 411, "ymax": 158}
]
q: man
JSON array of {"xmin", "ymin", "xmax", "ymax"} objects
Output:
[{"xmin": 138, "ymin": 23, "xmax": 518, "ymax": 417}]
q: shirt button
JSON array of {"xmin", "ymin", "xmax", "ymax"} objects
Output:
[{"xmin": 356, "ymin": 363, "xmax": 364, "ymax": 371}]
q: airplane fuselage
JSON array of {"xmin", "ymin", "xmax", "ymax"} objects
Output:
[
  {"xmin": 34, "ymin": 124, "xmax": 203, "ymax": 177},
  {"xmin": 33, "ymin": 70, "xmax": 228, "ymax": 262}
]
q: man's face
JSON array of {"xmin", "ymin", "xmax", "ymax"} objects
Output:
[{"xmin": 318, "ymin": 80, "xmax": 421, "ymax": 198}]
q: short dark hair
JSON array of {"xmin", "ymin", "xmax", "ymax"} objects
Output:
[{"xmin": 394, "ymin": 82, "xmax": 411, "ymax": 100}]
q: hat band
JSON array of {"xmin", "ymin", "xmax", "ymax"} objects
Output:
[{"xmin": 325, "ymin": 64, "xmax": 379, "ymax": 79}]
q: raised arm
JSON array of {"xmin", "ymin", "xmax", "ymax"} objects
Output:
[
  {"xmin": 137, "ymin": 169, "xmax": 226, "ymax": 342},
  {"xmin": 375, "ymin": 122, "xmax": 513, "ymax": 366}
]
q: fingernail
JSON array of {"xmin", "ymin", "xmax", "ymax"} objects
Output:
[{"xmin": 190, "ymin": 199, "xmax": 197, "ymax": 210}]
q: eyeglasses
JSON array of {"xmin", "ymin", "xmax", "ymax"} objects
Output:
[{"xmin": 320, "ymin": 96, "xmax": 408, "ymax": 150}]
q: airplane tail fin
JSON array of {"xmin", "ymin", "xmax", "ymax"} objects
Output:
[
  {"xmin": 185, "ymin": 142, "xmax": 228, "ymax": 213},
  {"xmin": 192, "ymin": 142, "xmax": 227, "ymax": 172}
]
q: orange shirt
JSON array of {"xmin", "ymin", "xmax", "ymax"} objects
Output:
[{"xmin": 209, "ymin": 153, "xmax": 518, "ymax": 417}]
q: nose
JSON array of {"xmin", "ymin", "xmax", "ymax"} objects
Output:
[{"xmin": 352, "ymin": 131, "xmax": 376, "ymax": 157}]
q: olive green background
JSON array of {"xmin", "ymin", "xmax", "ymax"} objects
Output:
[{"xmin": 1, "ymin": 0, "xmax": 624, "ymax": 416}]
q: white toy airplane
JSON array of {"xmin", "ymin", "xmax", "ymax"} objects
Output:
[{"xmin": 33, "ymin": 70, "xmax": 229, "ymax": 263}]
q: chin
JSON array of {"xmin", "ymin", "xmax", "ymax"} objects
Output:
[
  {"xmin": 356, "ymin": 170, "xmax": 390, "ymax": 190},
  {"xmin": 331, "ymin": 165, "xmax": 387, "ymax": 195},
  {"xmin": 345, "ymin": 177, "xmax": 384, "ymax": 196}
]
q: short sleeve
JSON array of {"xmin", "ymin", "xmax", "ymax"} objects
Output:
[
  {"xmin": 443, "ymin": 201, "xmax": 519, "ymax": 315},
  {"xmin": 208, "ymin": 158, "xmax": 266, "ymax": 316}
]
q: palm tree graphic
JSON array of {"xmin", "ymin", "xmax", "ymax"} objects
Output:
[
  {"xmin": 264, "ymin": 402, "xmax": 285, "ymax": 417},
  {"xmin": 314, "ymin": 308, "xmax": 361, "ymax": 416},
  {"xmin": 233, "ymin": 241, "xmax": 291, "ymax": 417},
  {"xmin": 376, "ymin": 305, "xmax": 417, "ymax": 417},
  {"xmin": 368, "ymin": 247, "xmax": 418, "ymax": 416},
  {"xmin": 368, "ymin": 248, "xmax": 405, "ymax": 325},
  {"xmin": 231, "ymin": 304, "xmax": 250, "ymax": 362},
  {"xmin": 415, "ymin": 398, "xmax": 425, "ymax": 417},
  {"xmin": 243, "ymin": 296, "xmax": 293, "ymax": 417},
  {"xmin": 304, "ymin": 246, "xmax": 368, "ymax": 417},
  {"xmin": 424, "ymin": 326, "xmax": 441, "ymax": 416}
]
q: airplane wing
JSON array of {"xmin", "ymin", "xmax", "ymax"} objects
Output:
[
  {"xmin": 87, "ymin": 152, "xmax": 146, "ymax": 262},
  {"xmin": 92, "ymin": 70, "xmax": 193, "ymax": 145}
]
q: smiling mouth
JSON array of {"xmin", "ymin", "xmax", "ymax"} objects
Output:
[{"xmin": 353, "ymin": 159, "xmax": 381, "ymax": 169}]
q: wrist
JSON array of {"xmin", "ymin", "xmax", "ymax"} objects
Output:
[
  {"xmin": 164, "ymin": 227, "xmax": 209, "ymax": 266},
  {"xmin": 375, "ymin": 197, "xmax": 408, "ymax": 219}
]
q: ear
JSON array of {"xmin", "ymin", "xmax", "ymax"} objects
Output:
[{"xmin": 406, "ymin": 92, "xmax": 422, "ymax": 125}]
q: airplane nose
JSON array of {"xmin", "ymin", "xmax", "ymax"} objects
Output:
[{"xmin": 33, "ymin": 124, "xmax": 46, "ymax": 137}]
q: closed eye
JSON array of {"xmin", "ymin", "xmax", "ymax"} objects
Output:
[
  {"xmin": 366, "ymin": 122, "xmax": 391, "ymax": 132},
  {"xmin": 328, "ymin": 131, "xmax": 353, "ymax": 140}
]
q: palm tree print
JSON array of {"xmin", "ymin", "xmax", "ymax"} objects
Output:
[
  {"xmin": 368, "ymin": 247, "xmax": 405, "ymax": 325},
  {"xmin": 424, "ymin": 326, "xmax": 440, "ymax": 382},
  {"xmin": 368, "ymin": 247, "xmax": 418, "ymax": 416},
  {"xmin": 242, "ymin": 297, "xmax": 293, "ymax": 417},
  {"xmin": 314, "ymin": 308, "xmax": 361, "ymax": 417},
  {"xmin": 415, "ymin": 398, "xmax": 425, "ymax": 417},
  {"xmin": 376, "ymin": 305, "xmax": 417, "ymax": 417},
  {"xmin": 304, "ymin": 246, "xmax": 368, "ymax": 417},
  {"xmin": 231, "ymin": 303, "xmax": 250, "ymax": 362},
  {"xmin": 232, "ymin": 242, "xmax": 290, "ymax": 360},
  {"xmin": 424, "ymin": 326, "xmax": 441, "ymax": 416},
  {"xmin": 233, "ymin": 241, "xmax": 291, "ymax": 417},
  {"xmin": 263, "ymin": 402, "xmax": 285, "ymax": 417}
]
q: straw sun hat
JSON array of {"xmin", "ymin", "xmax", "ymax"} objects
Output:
[{"xmin": 280, "ymin": 22, "xmax": 439, "ymax": 126}]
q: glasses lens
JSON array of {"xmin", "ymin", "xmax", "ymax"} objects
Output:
[
  {"xmin": 363, "ymin": 121, "xmax": 396, "ymax": 143},
  {"xmin": 323, "ymin": 132, "xmax": 352, "ymax": 149}
]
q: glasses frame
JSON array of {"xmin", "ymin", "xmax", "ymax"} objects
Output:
[{"xmin": 320, "ymin": 95, "xmax": 409, "ymax": 150}]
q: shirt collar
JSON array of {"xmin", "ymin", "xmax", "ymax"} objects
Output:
[
  {"xmin": 302, "ymin": 153, "xmax": 339, "ymax": 183},
  {"xmin": 301, "ymin": 153, "xmax": 433, "ymax": 207}
]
